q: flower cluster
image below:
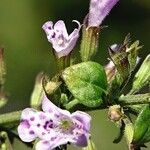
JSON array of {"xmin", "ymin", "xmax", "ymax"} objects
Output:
[
  {"xmin": 18, "ymin": 0, "xmax": 120, "ymax": 149},
  {"xmin": 18, "ymin": 95, "xmax": 91, "ymax": 150},
  {"xmin": 42, "ymin": 0, "xmax": 119, "ymax": 58}
]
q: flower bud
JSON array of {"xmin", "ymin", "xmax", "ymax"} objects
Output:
[{"xmin": 108, "ymin": 105, "xmax": 124, "ymax": 122}]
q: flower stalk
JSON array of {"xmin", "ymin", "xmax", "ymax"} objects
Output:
[
  {"xmin": 64, "ymin": 99, "xmax": 79, "ymax": 110},
  {"xmin": 0, "ymin": 111, "xmax": 21, "ymax": 127},
  {"xmin": 82, "ymin": 139, "xmax": 96, "ymax": 150},
  {"xmin": 123, "ymin": 118, "xmax": 134, "ymax": 150},
  {"xmin": 56, "ymin": 55, "xmax": 71, "ymax": 71},
  {"xmin": 119, "ymin": 93, "xmax": 150, "ymax": 106}
]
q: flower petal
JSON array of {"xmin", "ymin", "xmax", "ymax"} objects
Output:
[
  {"xmin": 42, "ymin": 95, "xmax": 57, "ymax": 113},
  {"xmin": 54, "ymin": 20, "xmax": 68, "ymax": 38},
  {"xmin": 72, "ymin": 111, "xmax": 91, "ymax": 131},
  {"xmin": 75, "ymin": 134, "xmax": 88, "ymax": 147},
  {"xmin": 42, "ymin": 95, "xmax": 71, "ymax": 117},
  {"xmin": 21, "ymin": 108, "xmax": 37, "ymax": 120},
  {"xmin": 36, "ymin": 137, "xmax": 69, "ymax": 150},
  {"xmin": 69, "ymin": 20, "xmax": 81, "ymax": 39},
  {"xmin": 88, "ymin": 0, "xmax": 119, "ymax": 26},
  {"xmin": 36, "ymin": 140, "xmax": 51, "ymax": 150},
  {"xmin": 18, "ymin": 122, "xmax": 37, "ymax": 142},
  {"xmin": 56, "ymin": 31, "xmax": 79, "ymax": 58},
  {"xmin": 42, "ymin": 21, "xmax": 53, "ymax": 35}
]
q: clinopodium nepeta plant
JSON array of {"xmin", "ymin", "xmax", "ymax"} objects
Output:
[{"xmin": 0, "ymin": 0, "xmax": 149, "ymax": 150}]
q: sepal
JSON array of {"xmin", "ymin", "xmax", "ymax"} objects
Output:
[
  {"xmin": 80, "ymin": 25, "xmax": 100, "ymax": 62},
  {"xmin": 131, "ymin": 54, "xmax": 150, "ymax": 94}
]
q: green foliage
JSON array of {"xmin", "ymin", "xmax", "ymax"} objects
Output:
[
  {"xmin": 131, "ymin": 54, "xmax": 150, "ymax": 93},
  {"xmin": 62, "ymin": 61, "xmax": 108, "ymax": 107},
  {"xmin": 132, "ymin": 105, "xmax": 150, "ymax": 145},
  {"xmin": 127, "ymin": 40, "xmax": 142, "ymax": 72}
]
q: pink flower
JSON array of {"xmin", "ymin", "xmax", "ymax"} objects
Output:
[
  {"xmin": 88, "ymin": 0, "xmax": 119, "ymax": 27},
  {"xmin": 42, "ymin": 20, "xmax": 81, "ymax": 58},
  {"xmin": 18, "ymin": 95, "xmax": 91, "ymax": 150}
]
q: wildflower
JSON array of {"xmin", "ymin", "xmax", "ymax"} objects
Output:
[
  {"xmin": 18, "ymin": 95, "xmax": 91, "ymax": 150},
  {"xmin": 42, "ymin": 20, "xmax": 81, "ymax": 58},
  {"xmin": 88, "ymin": 0, "xmax": 119, "ymax": 27}
]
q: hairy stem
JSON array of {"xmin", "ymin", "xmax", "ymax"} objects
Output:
[
  {"xmin": 57, "ymin": 55, "xmax": 70, "ymax": 71},
  {"xmin": 82, "ymin": 139, "xmax": 96, "ymax": 150},
  {"xmin": 123, "ymin": 118, "xmax": 134, "ymax": 150},
  {"xmin": 0, "ymin": 111, "xmax": 21, "ymax": 127},
  {"xmin": 119, "ymin": 93, "xmax": 150, "ymax": 106},
  {"xmin": 64, "ymin": 99, "xmax": 79, "ymax": 110}
]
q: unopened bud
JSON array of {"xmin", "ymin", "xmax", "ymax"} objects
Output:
[{"xmin": 108, "ymin": 105, "xmax": 124, "ymax": 122}]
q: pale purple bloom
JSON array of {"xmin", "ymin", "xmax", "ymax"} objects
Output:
[
  {"xmin": 42, "ymin": 20, "xmax": 81, "ymax": 58},
  {"xmin": 18, "ymin": 95, "xmax": 91, "ymax": 150},
  {"xmin": 88, "ymin": 0, "xmax": 119, "ymax": 27}
]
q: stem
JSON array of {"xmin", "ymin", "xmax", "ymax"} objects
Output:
[
  {"xmin": 64, "ymin": 99, "xmax": 79, "ymax": 110},
  {"xmin": 119, "ymin": 93, "xmax": 150, "ymax": 106},
  {"xmin": 0, "ymin": 131, "xmax": 13, "ymax": 150},
  {"xmin": 123, "ymin": 118, "xmax": 134, "ymax": 150},
  {"xmin": 82, "ymin": 139, "xmax": 96, "ymax": 150},
  {"xmin": 128, "ymin": 90, "xmax": 136, "ymax": 95},
  {"xmin": 57, "ymin": 55, "xmax": 70, "ymax": 71},
  {"xmin": 0, "ymin": 111, "xmax": 21, "ymax": 126}
]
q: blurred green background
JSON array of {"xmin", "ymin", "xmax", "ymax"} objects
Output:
[{"xmin": 0, "ymin": 0, "xmax": 149, "ymax": 149}]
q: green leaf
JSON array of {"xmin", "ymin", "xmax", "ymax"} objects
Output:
[
  {"xmin": 62, "ymin": 61, "xmax": 108, "ymax": 107},
  {"xmin": 127, "ymin": 40, "xmax": 142, "ymax": 72},
  {"xmin": 131, "ymin": 54, "xmax": 150, "ymax": 94},
  {"xmin": 132, "ymin": 105, "xmax": 150, "ymax": 145}
]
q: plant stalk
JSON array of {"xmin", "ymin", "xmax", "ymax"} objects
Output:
[
  {"xmin": 119, "ymin": 93, "xmax": 150, "ymax": 106},
  {"xmin": 0, "ymin": 110, "xmax": 21, "ymax": 127}
]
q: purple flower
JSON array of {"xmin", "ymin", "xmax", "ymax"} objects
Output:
[
  {"xmin": 42, "ymin": 20, "xmax": 81, "ymax": 58},
  {"xmin": 88, "ymin": 0, "xmax": 119, "ymax": 27},
  {"xmin": 18, "ymin": 95, "xmax": 91, "ymax": 150}
]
